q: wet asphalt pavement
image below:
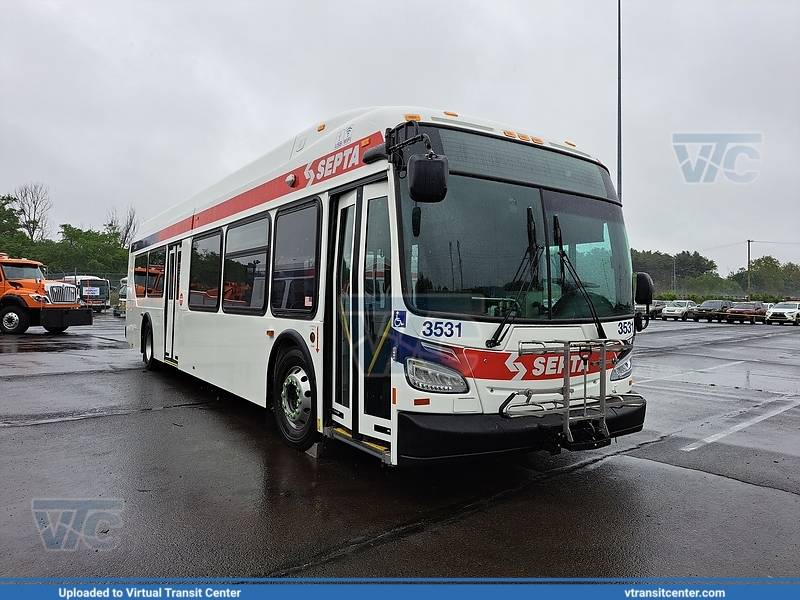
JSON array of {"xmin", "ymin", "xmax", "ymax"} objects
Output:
[{"xmin": 1, "ymin": 314, "xmax": 798, "ymax": 578}]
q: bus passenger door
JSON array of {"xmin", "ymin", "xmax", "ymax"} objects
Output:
[
  {"xmin": 332, "ymin": 191, "xmax": 357, "ymax": 430},
  {"xmin": 332, "ymin": 182, "xmax": 393, "ymax": 444},
  {"xmin": 164, "ymin": 243, "xmax": 180, "ymax": 364}
]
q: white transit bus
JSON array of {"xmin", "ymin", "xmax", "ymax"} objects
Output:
[{"xmin": 126, "ymin": 106, "xmax": 654, "ymax": 466}]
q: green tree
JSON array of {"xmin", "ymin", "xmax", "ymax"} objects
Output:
[
  {"xmin": 726, "ymin": 255, "xmax": 797, "ymax": 298},
  {"xmin": 674, "ymin": 250, "xmax": 717, "ymax": 281},
  {"xmin": 631, "ymin": 249, "xmax": 674, "ymax": 293},
  {"xmin": 682, "ymin": 273, "xmax": 742, "ymax": 297},
  {"xmin": 38, "ymin": 224, "xmax": 129, "ymax": 275},
  {"xmin": 782, "ymin": 262, "xmax": 800, "ymax": 298},
  {"xmin": 0, "ymin": 195, "xmax": 21, "ymax": 237},
  {"xmin": 0, "ymin": 195, "xmax": 35, "ymax": 257}
]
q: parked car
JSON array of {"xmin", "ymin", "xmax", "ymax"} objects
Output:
[
  {"xmin": 661, "ymin": 300, "xmax": 697, "ymax": 321},
  {"xmin": 726, "ymin": 301, "xmax": 768, "ymax": 324},
  {"xmin": 635, "ymin": 299, "xmax": 667, "ymax": 319},
  {"xmin": 765, "ymin": 301, "xmax": 800, "ymax": 325},
  {"xmin": 692, "ymin": 299, "xmax": 734, "ymax": 322}
]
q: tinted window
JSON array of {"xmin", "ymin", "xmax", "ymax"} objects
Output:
[
  {"xmin": 148, "ymin": 247, "xmax": 166, "ymax": 298},
  {"xmin": 223, "ymin": 216, "xmax": 270, "ymax": 313},
  {"xmin": 189, "ymin": 232, "xmax": 222, "ymax": 311},
  {"xmin": 134, "ymin": 253, "xmax": 148, "ymax": 297},
  {"xmin": 271, "ymin": 203, "xmax": 319, "ymax": 315}
]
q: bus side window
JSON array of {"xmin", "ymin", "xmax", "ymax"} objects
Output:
[
  {"xmin": 148, "ymin": 247, "xmax": 166, "ymax": 298},
  {"xmin": 134, "ymin": 253, "xmax": 148, "ymax": 298},
  {"xmin": 271, "ymin": 202, "xmax": 319, "ymax": 315},
  {"xmin": 188, "ymin": 232, "xmax": 222, "ymax": 311}
]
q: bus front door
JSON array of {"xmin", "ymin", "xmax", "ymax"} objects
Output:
[{"xmin": 333, "ymin": 182, "xmax": 393, "ymax": 446}]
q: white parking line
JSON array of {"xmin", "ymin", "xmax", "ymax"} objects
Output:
[
  {"xmin": 680, "ymin": 397, "xmax": 800, "ymax": 452},
  {"xmin": 636, "ymin": 360, "xmax": 746, "ymax": 384}
]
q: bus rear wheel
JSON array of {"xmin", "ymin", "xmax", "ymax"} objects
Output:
[
  {"xmin": 273, "ymin": 348, "xmax": 318, "ymax": 451},
  {"xmin": 0, "ymin": 305, "xmax": 30, "ymax": 335}
]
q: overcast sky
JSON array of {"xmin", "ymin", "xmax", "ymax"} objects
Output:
[{"xmin": 1, "ymin": 0, "xmax": 798, "ymax": 275}]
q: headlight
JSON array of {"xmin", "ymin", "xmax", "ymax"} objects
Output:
[
  {"xmin": 610, "ymin": 348, "xmax": 633, "ymax": 381},
  {"xmin": 405, "ymin": 358, "xmax": 468, "ymax": 394},
  {"xmin": 28, "ymin": 294, "xmax": 51, "ymax": 304}
]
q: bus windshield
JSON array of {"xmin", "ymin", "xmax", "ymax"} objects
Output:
[{"xmin": 399, "ymin": 128, "xmax": 633, "ymax": 321}]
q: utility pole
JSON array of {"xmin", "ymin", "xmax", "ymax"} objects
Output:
[
  {"xmin": 672, "ymin": 255, "xmax": 677, "ymax": 294},
  {"xmin": 617, "ymin": 0, "xmax": 622, "ymax": 203},
  {"xmin": 747, "ymin": 239, "xmax": 752, "ymax": 300}
]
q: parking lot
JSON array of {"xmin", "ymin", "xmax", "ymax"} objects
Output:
[{"xmin": 1, "ymin": 313, "xmax": 798, "ymax": 578}]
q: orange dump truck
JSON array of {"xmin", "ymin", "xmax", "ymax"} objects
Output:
[{"xmin": 0, "ymin": 252, "xmax": 93, "ymax": 334}]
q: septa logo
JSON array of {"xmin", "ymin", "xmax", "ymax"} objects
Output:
[
  {"xmin": 672, "ymin": 133, "xmax": 762, "ymax": 184},
  {"xmin": 303, "ymin": 136, "xmax": 373, "ymax": 187}
]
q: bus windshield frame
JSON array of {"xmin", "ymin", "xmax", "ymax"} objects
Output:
[{"xmin": 397, "ymin": 125, "xmax": 634, "ymax": 323}]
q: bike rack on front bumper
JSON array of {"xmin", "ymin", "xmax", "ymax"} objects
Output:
[{"xmin": 498, "ymin": 339, "xmax": 643, "ymax": 451}]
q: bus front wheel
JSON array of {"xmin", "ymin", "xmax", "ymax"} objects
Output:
[
  {"xmin": 143, "ymin": 323, "xmax": 159, "ymax": 371},
  {"xmin": 273, "ymin": 348, "xmax": 318, "ymax": 451}
]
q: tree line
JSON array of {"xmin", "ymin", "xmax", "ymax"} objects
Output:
[
  {"xmin": 1, "ymin": 183, "xmax": 137, "ymax": 277},
  {"xmin": 631, "ymin": 249, "xmax": 800, "ymax": 301}
]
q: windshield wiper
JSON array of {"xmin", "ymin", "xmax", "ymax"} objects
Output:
[
  {"xmin": 553, "ymin": 215, "xmax": 607, "ymax": 339},
  {"xmin": 485, "ymin": 207, "xmax": 541, "ymax": 349}
]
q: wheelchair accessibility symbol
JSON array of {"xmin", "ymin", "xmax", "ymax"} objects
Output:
[{"xmin": 393, "ymin": 310, "xmax": 407, "ymax": 328}]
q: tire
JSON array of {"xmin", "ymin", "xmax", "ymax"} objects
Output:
[
  {"xmin": 707, "ymin": 318, "xmax": 713, "ymax": 323},
  {"xmin": 44, "ymin": 326, "xmax": 68, "ymax": 334},
  {"xmin": 727, "ymin": 319, "xmax": 733, "ymax": 324},
  {"xmin": 0, "ymin": 305, "xmax": 30, "ymax": 335},
  {"xmin": 661, "ymin": 316, "xmax": 667, "ymax": 321},
  {"xmin": 142, "ymin": 323, "xmax": 159, "ymax": 371},
  {"xmin": 272, "ymin": 347, "xmax": 318, "ymax": 451},
  {"xmin": 693, "ymin": 316, "xmax": 699, "ymax": 322},
  {"xmin": 749, "ymin": 317, "xmax": 755, "ymax": 324}
]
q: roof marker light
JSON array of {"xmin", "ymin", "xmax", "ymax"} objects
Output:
[
  {"xmin": 518, "ymin": 134, "xmax": 531, "ymax": 142},
  {"xmin": 564, "ymin": 140, "xmax": 577, "ymax": 147},
  {"xmin": 405, "ymin": 114, "xmax": 421, "ymax": 121},
  {"xmin": 532, "ymin": 137, "xmax": 544, "ymax": 145},
  {"xmin": 503, "ymin": 130, "xmax": 517, "ymax": 138},
  {"xmin": 317, "ymin": 124, "xmax": 325, "ymax": 132},
  {"xmin": 443, "ymin": 111, "xmax": 458, "ymax": 117}
]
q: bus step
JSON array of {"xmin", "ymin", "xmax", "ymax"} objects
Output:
[{"xmin": 329, "ymin": 427, "xmax": 392, "ymax": 464}]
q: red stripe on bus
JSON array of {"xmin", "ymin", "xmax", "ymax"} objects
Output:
[{"xmin": 147, "ymin": 132, "xmax": 383, "ymax": 246}]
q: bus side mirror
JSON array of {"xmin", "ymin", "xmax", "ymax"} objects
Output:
[
  {"xmin": 408, "ymin": 153, "xmax": 448, "ymax": 203},
  {"xmin": 635, "ymin": 272, "xmax": 654, "ymax": 305}
]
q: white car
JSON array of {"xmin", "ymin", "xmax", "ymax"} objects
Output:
[
  {"xmin": 661, "ymin": 300, "xmax": 697, "ymax": 321},
  {"xmin": 764, "ymin": 301, "xmax": 800, "ymax": 325}
]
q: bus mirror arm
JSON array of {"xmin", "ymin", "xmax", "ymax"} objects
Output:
[{"xmin": 362, "ymin": 143, "xmax": 387, "ymax": 164}]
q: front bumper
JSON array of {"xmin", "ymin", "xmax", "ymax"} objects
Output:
[
  {"xmin": 397, "ymin": 395, "xmax": 646, "ymax": 464},
  {"xmin": 38, "ymin": 307, "xmax": 94, "ymax": 328}
]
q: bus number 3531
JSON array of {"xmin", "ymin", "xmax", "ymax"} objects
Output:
[{"xmin": 421, "ymin": 320, "xmax": 463, "ymax": 338}]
